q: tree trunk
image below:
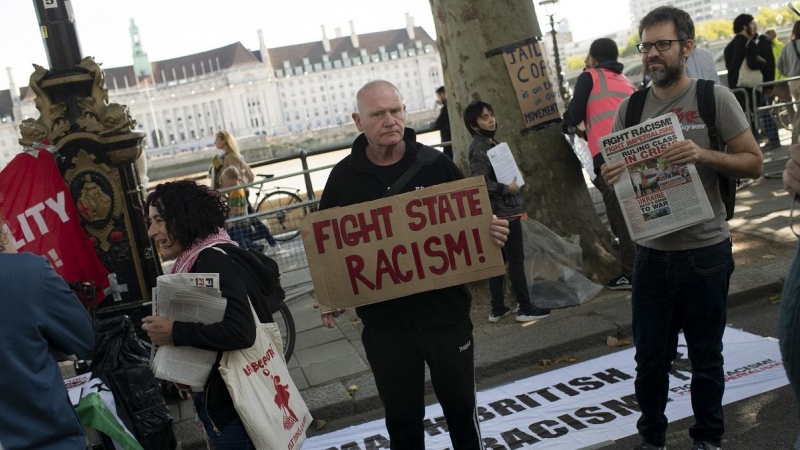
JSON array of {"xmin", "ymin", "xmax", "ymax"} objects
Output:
[{"xmin": 429, "ymin": 0, "xmax": 617, "ymax": 281}]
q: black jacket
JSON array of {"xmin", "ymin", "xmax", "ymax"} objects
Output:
[
  {"xmin": 756, "ymin": 33, "xmax": 776, "ymax": 82},
  {"xmin": 467, "ymin": 134, "xmax": 526, "ymax": 218},
  {"xmin": 318, "ymin": 128, "xmax": 472, "ymax": 328},
  {"xmin": 724, "ymin": 34, "xmax": 764, "ymax": 88},
  {"xmin": 172, "ymin": 243, "xmax": 276, "ymax": 431},
  {"xmin": 434, "ymin": 102, "xmax": 452, "ymax": 156}
]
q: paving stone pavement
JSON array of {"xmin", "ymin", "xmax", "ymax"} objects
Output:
[{"xmin": 172, "ymin": 146, "xmax": 799, "ymax": 448}]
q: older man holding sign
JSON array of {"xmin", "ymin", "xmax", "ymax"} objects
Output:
[{"xmin": 302, "ymin": 80, "xmax": 509, "ymax": 450}]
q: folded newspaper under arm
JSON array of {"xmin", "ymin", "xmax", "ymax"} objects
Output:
[
  {"xmin": 599, "ymin": 113, "xmax": 714, "ymax": 242},
  {"xmin": 150, "ymin": 273, "xmax": 227, "ymax": 388}
]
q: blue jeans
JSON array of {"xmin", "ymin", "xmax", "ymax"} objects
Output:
[
  {"xmin": 193, "ymin": 394, "xmax": 254, "ymax": 449},
  {"xmin": 631, "ymin": 239, "xmax": 734, "ymax": 446},
  {"xmin": 228, "ymin": 224, "xmax": 259, "ymax": 251},
  {"xmin": 246, "ymin": 200, "xmax": 276, "ymax": 246},
  {"xmin": 780, "ymin": 245, "xmax": 800, "ymax": 419}
]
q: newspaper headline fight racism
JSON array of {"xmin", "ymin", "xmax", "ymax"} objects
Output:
[
  {"xmin": 301, "ymin": 177, "xmax": 506, "ymax": 311},
  {"xmin": 599, "ymin": 113, "xmax": 713, "ymax": 242}
]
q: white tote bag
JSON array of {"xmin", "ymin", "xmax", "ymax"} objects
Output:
[
  {"xmin": 218, "ymin": 314, "xmax": 311, "ymax": 449},
  {"xmin": 737, "ymin": 53, "xmax": 763, "ymax": 88}
]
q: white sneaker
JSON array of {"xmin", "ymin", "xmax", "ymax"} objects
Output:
[{"xmin": 265, "ymin": 244, "xmax": 282, "ymax": 256}]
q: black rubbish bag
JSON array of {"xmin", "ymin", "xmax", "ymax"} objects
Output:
[{"xmin": 91, "ymin": 316, "xmax": 176, "ymax": 450}]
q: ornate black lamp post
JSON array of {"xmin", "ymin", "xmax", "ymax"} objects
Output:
[{"xmin": 28, "ymin": 0, "xmax": 161, "ymax": 315}]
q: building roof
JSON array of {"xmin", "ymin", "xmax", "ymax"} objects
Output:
[
  {"xmin": 258, "ymin": 26, "xmax": 436, "ymax": 69},
  {"xmin": 104, "ymin": 41, "xmax": 261, "ymax": 89},
  {"xmin": 0, "ymin": 25, "xmax": 438, "ymax": 114}
]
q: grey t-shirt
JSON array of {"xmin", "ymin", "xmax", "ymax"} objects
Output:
[{"xmin": 612, "ymin": 79, "xmax": 749, "ymax": 251}]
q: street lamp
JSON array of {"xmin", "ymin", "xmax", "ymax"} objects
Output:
[{"xmin": 538, "ymin": 0, "xmax": 570, "ymax": 103}]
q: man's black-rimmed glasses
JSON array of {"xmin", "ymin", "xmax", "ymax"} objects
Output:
[{"xmin": 637, "ymin": 40, "xmax": 685, "ymax": 53}]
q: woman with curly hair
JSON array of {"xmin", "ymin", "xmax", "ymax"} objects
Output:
[
  {"xmin": 141, "ymin": 180, "xmax": 278, "ymax": 449},
  {"xmin": 0, "ymin": 212, "xmax": 94, "ymax": 449}
]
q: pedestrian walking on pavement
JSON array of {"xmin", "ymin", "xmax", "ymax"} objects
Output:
[
  {"xmin": 464, "ymin": 100, "xmax": 550, "ymax": 323},
  {"xmin": 318, "ymin": 80, "xmax": 510, "ymax": 450},
  {"xmin": 603, "ymin": 6, "xmax": 763, "ymax": 450}
]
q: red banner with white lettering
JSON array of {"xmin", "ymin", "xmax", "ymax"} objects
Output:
[{"xmin": 0, "ymin": 150, "xmax": 110, "ymax": 303}]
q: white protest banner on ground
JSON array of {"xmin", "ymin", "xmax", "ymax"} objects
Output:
[{"xmin": 303, "ymin": 327, "xmax": 788, "ymax": 450}]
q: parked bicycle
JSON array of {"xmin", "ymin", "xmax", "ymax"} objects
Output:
[
  {"xmin": 271, "ymin": 285, "xmax": 314, "ymax": 362},
  {"xmin": 250, "ymin": 174, "xmax": 318, "ymax": 241},
  {"xmin": 274, "ymin": 302, "xmax": 296, "ymax": 362}
]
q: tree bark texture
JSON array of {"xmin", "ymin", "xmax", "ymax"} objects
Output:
[{"xmin": 429, "ymin": 0, "xmax": 617, "ymax": 281}]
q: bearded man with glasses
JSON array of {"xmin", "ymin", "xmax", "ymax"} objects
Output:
[{"xmin": 601, "ymin": 6, "xmax": 763, "ymax": 450}]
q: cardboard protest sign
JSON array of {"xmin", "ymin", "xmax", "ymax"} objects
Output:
[
  {"xmin": 502, "ymin": 39, "xmax": 564, "ymax": 129},
  {"xmin": 301, "ymin": 177, "xmax": 506, "ymax": 311}
]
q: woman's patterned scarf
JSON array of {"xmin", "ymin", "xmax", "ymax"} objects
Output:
[{"xmin": 171, "ymin": 228, "xmax": 237, "ymax": 274}]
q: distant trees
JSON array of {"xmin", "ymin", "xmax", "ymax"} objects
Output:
[
  {"xmin": 616, "ymin": 3, "xmax": 799, "ymax": 56},
  {"xmin": 567, "ymin": 55, "xmax": 585, "ymax": 71}
]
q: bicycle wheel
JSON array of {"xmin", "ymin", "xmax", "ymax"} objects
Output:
[
  {"xmin": 257, "ymin": 190, "xmax": 303, "ymax": 241},
  {"xmin": 273, "ymin": 302, "xmax": 296, "ymax": 362},
  {"xmin": 777, "ymin": 107, "xmax": 793, "ymax": 131}
]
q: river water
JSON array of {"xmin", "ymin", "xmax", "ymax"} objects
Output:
[{"xmin": 246, "ymin": 131, "xmax": 443, "ymax": 199}]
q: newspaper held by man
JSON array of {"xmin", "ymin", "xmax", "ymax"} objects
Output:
[
  {"xmin": 599, "ymin": 112, "xmax": 713, "ymax": 242},
  {"xmin": 149, "ymin": 273, "xmax": 226, "ymax": 389}
]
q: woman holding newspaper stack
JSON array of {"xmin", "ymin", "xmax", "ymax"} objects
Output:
[
  {"xmin": 141, "ymin": 180, "xmax": 277, "ymax": 449},
  {"xmin": 464, "ymin": 100, "xmax": 551, "ymax": 323}
]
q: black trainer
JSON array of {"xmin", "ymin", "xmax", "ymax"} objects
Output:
[
  {"xmin": 606, "ymin": 274, "xmax": 632, "ymax": 290},
  {"xmin": 488, "ymin": 306, "xmax": 512, "ymax": 323},
  {"xmin": 516, "ymin": 307, "xmax": 551, "ymax": 322}
]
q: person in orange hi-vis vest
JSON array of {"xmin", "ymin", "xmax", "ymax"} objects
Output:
[{"xmin": 563, "ymin": 37, "xmax": 637, "ymax": 291}]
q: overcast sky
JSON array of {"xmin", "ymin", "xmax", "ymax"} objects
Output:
[{"xmin": 0, "ymin": 0, "xmax": 630, "ymax": 92}]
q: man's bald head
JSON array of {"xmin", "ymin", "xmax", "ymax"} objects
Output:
[{"xmin": 356, "ymin": 80, "xmax": 403, "ymax": 114}]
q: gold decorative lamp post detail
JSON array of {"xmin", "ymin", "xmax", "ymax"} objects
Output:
[{"xmin": 23, "ymin": 1, "xmax": 161, "ymax": 317}]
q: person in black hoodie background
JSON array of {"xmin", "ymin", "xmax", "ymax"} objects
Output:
[
  {"xmin": 141, "ymin": 180, "xmax": 279, "ymax": 449},
  {"xmin": 725, "ymin": 14, "xmax": 766, "ymax": 143},
  {"xmin": 318, "ymin": 80, "xmax": 510, "ymax": 450}
]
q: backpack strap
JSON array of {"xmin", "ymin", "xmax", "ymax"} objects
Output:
[
  {"xmin": 625, "ymin": 87, "xmax": 650, "ymax": 128},
  {"xmin": 696, "ymin": 79, "xmax": 720, "ymax": 150},
  {"xmin": 383, "ymin": 146, "xmax": 441, "ymax": 198},
  {"xmin": 695, "ymin": 79, "xmax": 737, "ymax": 220}
]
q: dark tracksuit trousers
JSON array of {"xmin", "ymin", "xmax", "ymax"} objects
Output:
[{"xmin": 361, "ymin": 319, "xmax": 483, "ymax": 450}]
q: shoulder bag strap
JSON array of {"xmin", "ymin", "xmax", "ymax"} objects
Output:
[{"xmin": 383, "ymin": 146, "xmax": 441, "ymax": 198}]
